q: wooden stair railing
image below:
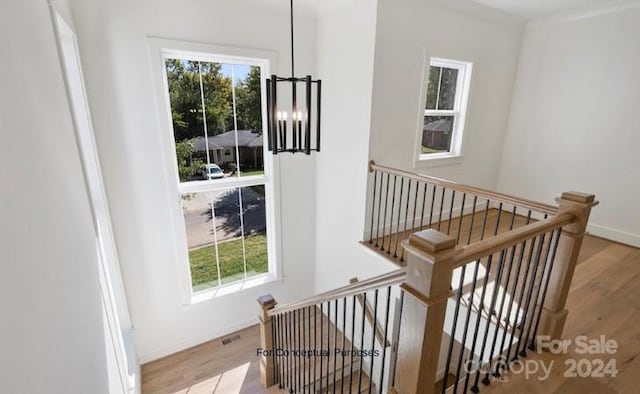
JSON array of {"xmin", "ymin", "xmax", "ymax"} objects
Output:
[
  {"xmin": 391, "ymin": 191, "xmax": 596, "ymax": 394},
  {"xmin": 364, "ymin": 161, "xmax": 560, "ymax": 266},
  {"xmin": 258, "ymin": 269, "xmax": 406, "ymax": 393}
]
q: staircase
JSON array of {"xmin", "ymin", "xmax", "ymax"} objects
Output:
[{"xmin": 258, "ymin": 162, "xmax": 597, "ymax": 393}]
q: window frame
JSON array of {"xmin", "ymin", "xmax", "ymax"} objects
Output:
[
  {"xmin": 148, "ymin": 38, "xmax": 281, "ymax": 304},
  {"xmin": 416, "ymin": 57, "xmax": 473, "ymax": 165}
]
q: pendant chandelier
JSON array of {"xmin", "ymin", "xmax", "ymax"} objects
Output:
[{"xmin": 266, "ymin": 0, "xmax": 321, "ymax": 155}]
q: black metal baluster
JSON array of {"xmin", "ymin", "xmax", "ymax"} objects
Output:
[
  {"xmin": 453, "ymin": 256, "xmax": 483, "ymax": 393},
  {"xmin": 370, "ymin": 170, "xmax": 378, "ymax": 245},
  {"xmin": 273, "ymin": 313, "xmax": 279, "ymax": 387},
  {"xmin": 386, "ymin": 176, "xmax": 397, "ymax": 254},
  {"xmin": 276, "ymin": 314, "xmax": 281, "ymax": 388},
  {"xmin": 507, "ymin": 234, "xmax": 539, "ymax": 364},
  {"xmin": 341, "ymin": 297, "xmax": 347, "ymax": 393},
  {"xmin": 302, "ymin": 307, "xmax": 307, "ymax": 393},
  {"xmin": 293, "ymin": 309, "xmax": 298, "ymax": 393},
  {"xmin": 393, "ymin": 178, "xmax": 405, "ymax": 258},
  {"xmin": 440, "ymin": 197, "xmax": 477, "ymax": 394},
  {"xmin": 326, "ymin": 301, "xmax": 331, "ymax": 391},
  {"xmin": 485, "ymin": 210, "xmax": 520, "ymax": 382},
  {"xmin": 368, "ymin": 289, "xmax": 379, "ymax": 394},
  {"xmin": 525, "ymin": 230, "xmax": 557, "ymax": 352},
  {"xmin": 380, "ymin": 173, "xmax": 391, "ymax": 251},
  {"xmin": 466, "ymin": 196, "xmax": 479, "ymax": 245},
  {"xmin": 399, "ymin": 180, "xmax": 413, "ymax": 262},
  {"xmin": 391, "ymin": 291, "xmax": 405, "ymax": 389},
  {"xmin": 286, "ymin": 312, "xmax": 291, "ymax": 392},
  {"xmin": 455, "ymin": 193, "xmax": 467, "ymax": 244},
  {"xmin": 333, "ymin": 299, "xmax": 338, "ymax": 393},
  {"xmin": 463, "ymin": 203, "xmax": 503, "ymax": 393},
  {"xmin": 411, "ymin": 181, "xmax": 420, "ymax": 233},
  {"xmin": 521, "ymin": 227, "xmax": 554, "ymax": 357},
  {"xmin": 319, "ymin": 303, "xmax": 324, "ymax": 393},
  {"xmin": 498, "ymin": 211, "xmax": 532, "ymax": 374},
  {"xmin": 358, "ymin": 293, "xmax": 367, "ymax": 393},
  {"xmin": 529, "ymin": 229, "xmax": 563, "ymax": 350},
  {"xmin": 379, "ymin": 286, "xmax": 392, "ymax": 393},
  {"xmin": 314, "ymin": 305, "xmax": 318, "ymax": 393},
  {"xmin": 480, "ymin": 200, "xmax": 491, "ymax": 240},
  {"xmin": 349, "ymin": 295, "xmax": 357, "ymax": 391},
  {"xmin": 428, "ymin": 185, "xmax": 437, "ymax": 229},
  {"xmin": 419, "ymin": 182, "xmax": 429, "ymax": 230},
  {"xmin": 452, "ymin": 199, "xmax": 491, "ymax": 392},
  {"xmin": 473, "ymin": 208, "xmax": 517, "ymax": 388},
  {"xmin": 517, "ymin": 229, "xmax": 548, "ymax": 358},
  {"xmin": 437, "ymin": 187, "xmax": 446, "ymax": 232},
  {"xmin": 447, "ymin": 190, "xmax": 457, "ymax": 235}
]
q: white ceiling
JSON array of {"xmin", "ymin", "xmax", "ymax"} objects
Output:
[{"xmin": 470, "ymin": 0, "xmax": 625, "ymax": 19}]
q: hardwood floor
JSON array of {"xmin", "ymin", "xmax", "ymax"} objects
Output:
[
  {"xmin": 141, "ymin": 234, "xmax": 640, "ymax": 394},
  {"xmin": 141, "ymin": 324, "xmax": 281, "ymax": 394},
  {"xmin": 480, "ymin": 234, "xmax": 640, "ymax": 394}
]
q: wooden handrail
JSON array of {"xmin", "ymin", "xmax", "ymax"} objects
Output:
[
  {"xmin": 268, "ymin": 269, "xmax": 405, "ymax": 316},
  {"xmin": 369, "ymin": 161, "xmax": 558, "ymax": 215},
  {"xmin": 451, "ymin": 212, "xmax": 574, "ymax": 268}
]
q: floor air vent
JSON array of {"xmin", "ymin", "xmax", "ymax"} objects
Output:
[{"xmin": 221, "ymin": 334, "xmax": 241, "ymax": 345}]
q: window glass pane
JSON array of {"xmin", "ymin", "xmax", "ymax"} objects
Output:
[
  {"xmin": 241, "ymin": 185, "xmax": 268, "ymax": 279},
  {"xmin": 182, "ymin": 192, "xmax": 219, "ymax": 291},
  {"xmin": 234, "ymin": 66, "xmax": 265, "ymax": 177},
  {"xmin": 166, "ymin": 59, "xmax": 266, "ymax": 183},
  {"xmin": 437, "ymin": 67, "xmax": 458, "ymax": 110},
  {"xmin": 422, "ymin": 115, "xmax": 455, "ymax": 154},
  {"xmin": 425, "ymin": 66, "xmax": 441, "ymax": 110},
  {"xmin": 182, "ymin": 186, "xmax": 268, "ymax": 291},
  {"xmin": 165, "ymin": 59, "xmax": 208, "ymax": 182}
]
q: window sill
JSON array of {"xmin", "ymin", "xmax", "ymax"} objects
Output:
[
  {"xmin": 188, "ymin": 273, "xmax": 281, "ymax": 305},
  {"xmin": 415, "ymin": 153, "xmax": 464, "ymax": 168}
]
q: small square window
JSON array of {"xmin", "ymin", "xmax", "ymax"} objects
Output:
[{"xmin": 420, "ymin": 58, "xmax": 472, "ymax": 159}]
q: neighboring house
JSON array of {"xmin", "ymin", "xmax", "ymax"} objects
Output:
[
  {"xmin": 193, "ymin": 129, "xmax": 264, "ymax": 169},
  {"xmin": 422, "ymin": 118, "xmax": 452, "ymax": 151}
]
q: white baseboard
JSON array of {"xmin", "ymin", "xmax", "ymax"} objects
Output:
[
  {"xmin": 137, "ymin": 316, "xmax": 258, "ymax": 364},
  {"xmin": 587, "ymin": 223, "xmax": 640, "ymax": 248}
]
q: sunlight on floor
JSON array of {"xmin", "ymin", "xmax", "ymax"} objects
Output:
[{"xmin": 172, "ymin": 362, "xmax": 251, "ymax": 394}]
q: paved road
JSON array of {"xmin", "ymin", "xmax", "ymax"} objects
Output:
[{"xmin": 182, "ymin": 188, "xmax": 265, "ymax": 249}]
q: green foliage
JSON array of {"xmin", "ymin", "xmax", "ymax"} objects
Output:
[
  {"xmin": 175, "ymin": 139, "xmax": 204, "ymax": 182},
  {"xmin": 234, "ymin": 66, "xmax": 263, "ymax": 131},
  {"xmin": 426, "ymin": 66, "xmax": 441, "ymax": 110},
  {"xmin": 165, "ymin": 59, "xmax": 234, "ymax": 141},
  {"xmin": 189, "ymin": 234, "xmax": 268, "ymax": 287}
]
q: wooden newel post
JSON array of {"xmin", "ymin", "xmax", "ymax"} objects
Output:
[
  {"xmin": 394, "ymin": 229, "xmax": 457, "ymax": 394},
  {"xmin": 538, "ymin": 191, "xmax": 597, "ymax": 341},
  {"xmin": 257, "ymin": 294, "xmax": 277, "ymax": 388}
]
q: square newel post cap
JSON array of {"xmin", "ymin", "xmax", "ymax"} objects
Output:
[
  {"xmin": 408, "ymin": 229, "xmax": 456, "ymax": 254},
  {"xmin": 557, "ymin": 191, "xmax": 598, "ymax": 206},
  {"xmin": 257, "ymin": 294, "xmax": 277, "ymax": 311}
]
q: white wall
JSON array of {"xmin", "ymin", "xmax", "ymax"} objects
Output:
[
  {"xmin": 314, "ymin": 0, "xmax": 398, "ymax": 293},
  {"xmin": 369, "ymin": 0, "xmax": 524, "ymax": 189},
  {"xmin": 68, "ymin": 0, "xmax": 318, "ymax": 362},
  {"xmin": 314, "ymin": 0, "xmax": 525, "ymax": 291},
  {"xmin": 0, "ymin": 0, "xmax": 110, "ymax": 392},
  {"xmin": 497, "ymin": 4, "xmax": 640, "ymax": 247}
]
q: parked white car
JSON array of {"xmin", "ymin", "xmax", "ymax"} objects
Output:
[{"xmin": 199, "ymin": 164, "xmax": 224, "ymax": 180}]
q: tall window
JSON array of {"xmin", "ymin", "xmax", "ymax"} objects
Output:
[
  {"xmin": 162, "ymin": 54, "xmax": 272, "ymax": 292},
  {"xmin": 421, "ymin": 58, "xmax": 472, "ymax": 158}
]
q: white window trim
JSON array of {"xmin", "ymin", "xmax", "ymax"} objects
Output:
[
  {"xmin": 147, "ymin": 38, "xmax": 282, "ymax": 305},
  {"xmin": 415, "ymin": 56, "xmax": 473, "ymax": 167}
]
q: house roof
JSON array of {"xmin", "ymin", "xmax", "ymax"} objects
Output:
[{"xmin": 193, "ymin": 130, "xmax": 263, "ymax": 151}]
